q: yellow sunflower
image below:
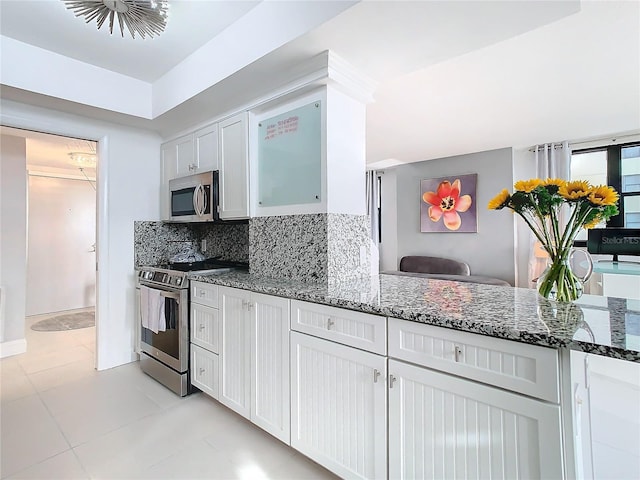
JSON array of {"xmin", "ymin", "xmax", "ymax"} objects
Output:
[
  {"xmin": 543, "ymin": 178, "xmax": 566, "ymax": 188},
  {"xmin": 487, "ymin": 189, "xmax": 510, "ymax": 210},
  {"xmin": 583, "ymin": 217, "xmax": 602, "ymax": 229},
  {"xmin": 588, "ymin": 185, "xmax": 619, "ymax": 206},
  {"xmin": 514, "ymin": 178, "xmax": 544, "ymax": 193},
  {"xmin": 558, "ymin": 180, "xmax": 591, "ymax": 200}
]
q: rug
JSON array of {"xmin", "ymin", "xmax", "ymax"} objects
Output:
[{"xmin": 31, "ymin": 311, "xmax": 95, "ymax": 331}]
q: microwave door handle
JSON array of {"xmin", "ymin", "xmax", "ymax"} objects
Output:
[
  {"xmin": 196, "ymin": 184, "xmax": 205, "ymax": 216},
  {"xmin": 192, "ymin": 186, "xmax": 200, "ymax": 216}
]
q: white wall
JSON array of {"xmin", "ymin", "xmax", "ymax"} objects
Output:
[
  {"xmin": 26, "ymin": 175, "xmax": 96, "ymax": 316},
  {"xmin": 0, "ymin": 135, "xmax": 27, "ymax": 356},
  {"xmin": 389, "ymin": 147, "xmax": 516, "ymax": 284},
  {"xmin": 1, "ymin": 100, "xmax": 162, "ymax": 369}
]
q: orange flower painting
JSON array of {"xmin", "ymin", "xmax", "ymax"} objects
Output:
[{"xmin": 420, "ymin": 174, "xmax": 477, "ymax": 232}]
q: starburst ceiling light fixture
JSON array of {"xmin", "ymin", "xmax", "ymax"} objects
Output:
[{"xmin": 62, "ymin": 0, "xmax": 169, "ymax": 39}]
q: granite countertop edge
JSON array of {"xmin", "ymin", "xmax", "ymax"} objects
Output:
[{"xmin": 189, "ymin": 271, "xmax": 640, "ymax": 363}]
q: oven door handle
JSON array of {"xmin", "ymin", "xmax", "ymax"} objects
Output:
[{"xmin": 159, "ymin": 291, "xmax": 180, "ymax": 302}]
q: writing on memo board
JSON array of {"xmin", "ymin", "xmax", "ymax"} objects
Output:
[{"xmin": 258, "ymin": 101, "xmax": 321, "ymax": 208}]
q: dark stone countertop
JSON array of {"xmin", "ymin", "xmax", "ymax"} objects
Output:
[{"xmin": 189, "ymin": 271, "xmax": 640, "ymax": 363}]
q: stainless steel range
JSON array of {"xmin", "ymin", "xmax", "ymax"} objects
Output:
[{"xmin": 136, "ymin": 259, "xmax": 247, "ymax": 396}]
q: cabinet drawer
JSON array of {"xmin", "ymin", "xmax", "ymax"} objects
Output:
[
  {"xmin": 191, "ymin": 344, "xmax": 219, "ymax": 399},
  {"xmin": 191, "ymin": 303, "xmax": 219, "ymax": 353},
  {"xmin": 388, "ymin": 318, "xmax": 559, "ymax": 403},
  {"xmin": 191, "ymin": 281, "xmax": 218, "ymax": 308},
  {"xmin": 291, "ymin": 300, "xmax": 387, "ymax": 354}
]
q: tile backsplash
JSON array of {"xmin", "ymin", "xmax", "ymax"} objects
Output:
[
  {"xmin": 249, "ymin": 213, "xmax": 374, "ymax": 284},
  {"xmin": 134, "ymin": 214, "xmax": 373, "ymax": 285},
  {"xmin": 134, "ymin": 221, "xmax": 249, "ymax": 266}
]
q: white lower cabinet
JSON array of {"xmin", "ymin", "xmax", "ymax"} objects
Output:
[
  {"xmin": 290, "ymin": 331, "xmax": 387, "ymax": 479},
  {"xmin": 388, "ymin": 358, "xmax": 564, "ymax": 480},
  {"xmin": 190, "ymin": 282, "xmax": 220, "ymax": 399},
  {"xmin": 218, "ymin": 286, "xmax": 290, "ymax": 443},
  {"xmin": 191, "ymin": 344, "xmax": 219, "ymax": 399}
]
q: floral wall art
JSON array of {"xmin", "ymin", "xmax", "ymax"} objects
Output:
[{"xmin": 420, "ymin": 173, "xmax": 478, "ymax": 233}]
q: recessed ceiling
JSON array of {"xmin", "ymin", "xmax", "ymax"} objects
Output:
[
  {"xmin": 1, "ymin": 0, "xmax": 639, "ymax": 167},
  {"xmin": 0, "ymin": 0, "xmax": 260, "ymax": 82}
]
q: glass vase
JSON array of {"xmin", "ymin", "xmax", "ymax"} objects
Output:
[{"xmin": 536, "ymin": 249, "xmax": 593, "ymax": 302}]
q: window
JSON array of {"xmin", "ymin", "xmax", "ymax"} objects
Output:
[{"xmin": 571, "ymin": 142, "xmax": 640, "ymax": 242}]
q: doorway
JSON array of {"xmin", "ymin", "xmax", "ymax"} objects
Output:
[{"xmin": 4, "ymin": 127, "xmax": 98, "ymax": 366}]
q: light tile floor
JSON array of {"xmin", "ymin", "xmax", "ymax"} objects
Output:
[{"xmin": 1, "ymin": 309, "xmax": 338, "ymax": 479}]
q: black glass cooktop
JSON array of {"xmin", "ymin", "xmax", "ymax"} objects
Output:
[{"xmin": 155, "ymin": 259, "xmax": 249, "ymax": 272}]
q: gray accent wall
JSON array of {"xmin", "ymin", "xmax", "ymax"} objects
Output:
[{"xmin": 393, "ymin": 147, "xmax": 515, "ymax": 285}]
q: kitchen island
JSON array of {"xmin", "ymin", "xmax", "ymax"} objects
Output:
[
  {"xmin": 188, "ymin": 270, "xmax": 640, "ymax": 479},
  {"xmin": 190, "ymin": 270, "xmax": 640, "ymax": 363}
]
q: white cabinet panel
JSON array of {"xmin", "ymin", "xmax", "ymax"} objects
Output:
[
  {"xmin": 194, "ymin": 124, "xmax": 219, "ymax": 173},
  {"xmin": 191, "ymin": 281, "xmax": 218, "ymax": 309},
  {"xmin": 191, "ymin": 303, "xmax": 219, "ymax": 354},
  {"xmin": 291, "ymin": 331, "xmax": 387, "ymax": 479},
  {"xmin": 291, "ymin": 300, "xmax": 387, "ymax": 355},
  {"xmin": 388, "ymin": 359, "xmax": 564, "ymax": 480},
  {"xmin": 251, "ymin": 292, "xmax": 290, "ymax": 444},
  {"xmin": 388, "ymin": 318, "xmax": 559, "ymax": 403},
  {"xmin": 219, "ymin": 286, "xmax": 251, "ymax": 417},
  {"xmin": 219, "ymin": 112, "xmax": 249, "ymax": 219},
  {"xmin": 191, "ymin": 344, "xmax": 219, "ymax": 399}
]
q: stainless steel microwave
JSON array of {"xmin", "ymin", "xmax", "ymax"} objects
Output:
[{"xmin": 169, "ymin": 171, "xmax": 219, "ymax": 222}]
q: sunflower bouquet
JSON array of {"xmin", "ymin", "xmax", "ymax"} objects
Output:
[{"xmin": 488, "ymin": 179, "xmax": 619, "ymax": 301}]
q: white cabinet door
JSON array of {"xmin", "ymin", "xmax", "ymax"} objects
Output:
[
  {"xmin": 191, "ymin": 344, "xmax": 219, "ymax": 399},
  {"xmin": 290, "ymin": 331, "xmax": 387, "ymax": 480},
  {"xmin": 161, "ymin": 134, "xmax": 195, "ymax": 180},
  {"xmin": 388, "ymin": 358, "xmax": 564, "ymax": 480},
  {"xmin": 191, "ymin": 303, "xmax": 219, "ymax": 353},
  {"xmin": 219, "ymin": 112, "xmax": 249, "ymax": 219},
  {"xmin": 194, "ymin": 124, "xmax": 218, "ymax": 173},
  {"xmin": 218, "ymin": 286, "xmax": 251, "ymax": 417},
  {"xmin": 250, "ymin": 292, "xmax": 290, "ymax": 444},
  {"xmin": 175, "ymin": 135, "xmax": 196, "ymax": 177}
]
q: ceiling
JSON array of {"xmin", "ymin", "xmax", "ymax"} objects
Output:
[{"xmin": 1, "ymin": 0, "xmax": 639, "ymax": 169}]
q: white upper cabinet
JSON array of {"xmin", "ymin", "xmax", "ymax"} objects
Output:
[
  {"xmin": 194, "ymin": 124, "xmax": 219, "ymax": 173},
  {"xmin": 219, "ymin": 112, "xmax": 249, "ymax": 219}
]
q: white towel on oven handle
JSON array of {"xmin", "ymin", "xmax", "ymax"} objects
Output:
[{"xmin": 140, "ymin": 285, "xmax": 166, "ymax": 334}]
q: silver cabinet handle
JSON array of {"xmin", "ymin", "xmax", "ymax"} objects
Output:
[
  {"xmin": 373, "ymin": 369, "xmax": 381, "ymax": 383},
  {"xmin": 198, "ymin": 367, "xmax": 205, "ymax": 375},
  {"xmin": 327, "ymin": 318, "xmax": 334, "ymax": 330},
  {"xmin": 247, "ymin": 302, "xmax": 254, "ymax": 310},
  {"xmin": 454, "ymin": 345, "xmax": 463, "ymax": 362},
  {"xmin": 389, "ymin": 374, "xmax": 397, "ymax": 388},
  {"xmin": 198, "ymin": 324, "xmax": 205, "ymax": 331},
  {"xmin": 241, "ymin": 300, "xmax": 248, "ymax": 309}
]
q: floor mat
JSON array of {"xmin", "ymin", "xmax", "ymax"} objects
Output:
[{"xmin": 31, "ymin": 311, "xmax": 95, "ymax": 331}]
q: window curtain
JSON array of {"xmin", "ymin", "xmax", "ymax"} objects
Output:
[{"xmin": 528, "ymin": 141, "xmax": 571, "ymax": 287}]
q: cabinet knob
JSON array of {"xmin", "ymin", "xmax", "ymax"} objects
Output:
[
  {"xmin": 389, "ymin": 374, "xmax": 397, "ymax": 389},
  {"xmin": 198, "ymin": 324, "xmax": 205, "ymax": 331},
  {"xmin": 199, "ymin": 367, "xmax": 205, "ymax": 375},
  {"xmin": 327, "ymin": 318, "xmax": 334, "ymax": 330},
  {"xmin": 373, "ymin": 369, "xmax": 381, "ymax": 383}
]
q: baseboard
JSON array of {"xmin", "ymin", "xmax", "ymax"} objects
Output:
[{"xmin": 0, "ymin": 338, "xmax": 27, "ymax": 358}]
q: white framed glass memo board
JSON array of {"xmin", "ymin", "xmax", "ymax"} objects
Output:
[{"xmin": 257, "ymin": 101, "xmax": 322, "ymax": 207}]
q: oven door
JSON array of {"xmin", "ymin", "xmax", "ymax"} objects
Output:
[{"xmin": 139, "ymin": 283, "xmax": 189, "ymax": 373}]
